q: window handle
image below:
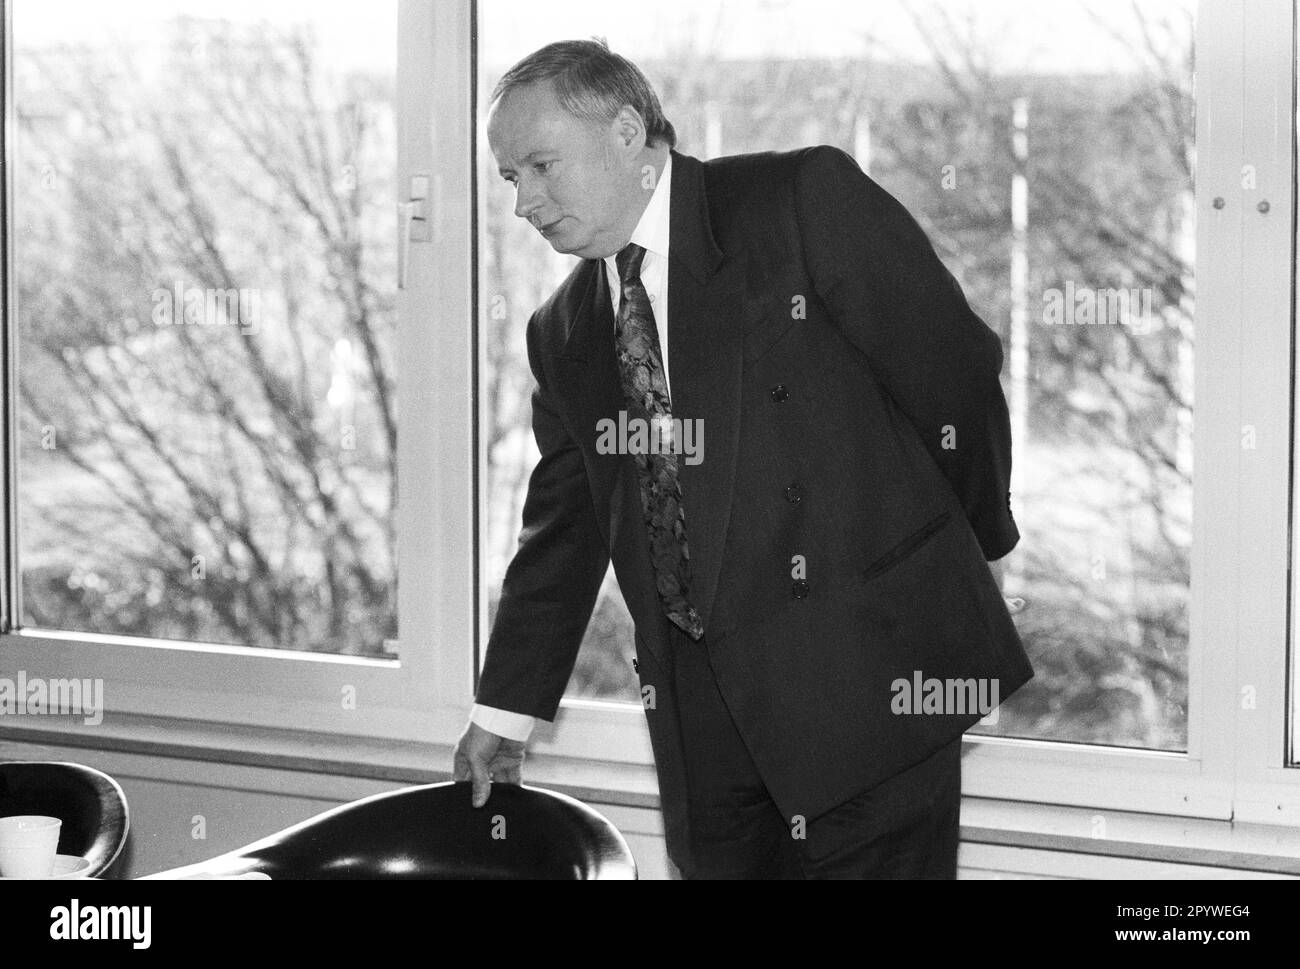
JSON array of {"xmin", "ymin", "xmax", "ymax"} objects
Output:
[{"xmin": 397, "ymin": 174, "xmax": 430, "ymax": 290}]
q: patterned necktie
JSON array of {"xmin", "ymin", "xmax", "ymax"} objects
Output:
[{"xmin": 613, "ymin": 243, "xmax": 705, "ymax": 642}]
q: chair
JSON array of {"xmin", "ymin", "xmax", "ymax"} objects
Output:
[
  {"xmin": 0, "ymin": 761, "xmax": 130, "ymax": 878},
  {"xmin": 143, "ymin": 781, "xmax": 636, "ymax": 880}
]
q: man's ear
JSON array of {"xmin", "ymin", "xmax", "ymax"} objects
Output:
[{"xmin": 613, "ymin": 104, "xmax": 648, "ymax": 154}]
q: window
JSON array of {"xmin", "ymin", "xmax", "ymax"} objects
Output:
[
  {"xmin": 479, "ymin": 0, "xmax": 1194, "ymax": 750},
  {"xmin": 2, "ymin": 0, "xmax": 1297, "ymax": 830},
  {"xmin": 2, "ymin": 0, "xmax": 475, "ymax": 742},
  {"xmin": 15, "ymin": 0, "xmax": 399, "ymax": 657},
  {"xmin": 477, "ymin": 0, "xmax": 1300, "ymax": 818}
]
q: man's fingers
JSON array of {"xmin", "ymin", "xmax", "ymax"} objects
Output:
[
  {"xmin": 469, "ymin": 757, "xmax": 492, "ymax": 808},
  {"xmin": 452, "ymin": 723, "xmax": 520, "ymax": 807},
  {"xmin": 452, "ymin": 748, "xmax": 471, "ymax": 783}
]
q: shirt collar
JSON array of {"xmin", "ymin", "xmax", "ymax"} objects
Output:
[{"xmin": 606, "ymin": 151, "xmax": 672, "ymax": 271}]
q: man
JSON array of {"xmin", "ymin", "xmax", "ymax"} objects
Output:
[{"xmin": 454, "ymin": 38, "xmax": 1034, "ymax": 879}]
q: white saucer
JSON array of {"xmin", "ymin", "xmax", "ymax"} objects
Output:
[{"xmin": 0, "ymin": 854, "xmax": 93, "ymax": 879}]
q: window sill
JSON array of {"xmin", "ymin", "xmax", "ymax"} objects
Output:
[
  {"xmin": 5, "ymin": 717, "xmax": 1300, "ymax": 875},
  {"xmin": 0, "ymin": 713, "xmax": 662, "ymax": 810},
  {"xmin": 962, "ymin": 797, "xmax": 1300, "ymax": 876}
]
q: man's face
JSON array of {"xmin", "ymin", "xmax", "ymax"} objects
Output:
[{"xmin": 487, "ymin": 79, "xmax": 643, "ymax": 260}]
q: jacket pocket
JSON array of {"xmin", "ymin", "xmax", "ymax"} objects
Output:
[{"xmin": 860, "ymin": 511, "xmax": 952, "ymax": 582}]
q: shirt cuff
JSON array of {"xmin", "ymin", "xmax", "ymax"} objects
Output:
[{"xmin": 470, "ymin": 704, "xmax": 536, "ymax": 742}]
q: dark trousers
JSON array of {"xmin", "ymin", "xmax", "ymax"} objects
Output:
[{"xmin": 669, "ymin": 625, "xmax": 962, "ymax": 880}]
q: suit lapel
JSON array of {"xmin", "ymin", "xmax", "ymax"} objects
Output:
[
  {"xmin": 553, "ymin": 261, "xmax": 633, "ymax": 557},
  {"xmin": 666, "ymin": 151, "xmax": 745, "ymax": 636}
]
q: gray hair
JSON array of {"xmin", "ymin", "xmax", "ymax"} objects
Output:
[{"xmin": 489, "ymin": 38, "xmax": 677, "ymax": 150}]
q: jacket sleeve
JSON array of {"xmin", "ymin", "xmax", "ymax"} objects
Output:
[
  {"xmin": 792, "ymin": 145, "xmax": 1019, "ymax": 559},
  {"xmin": 475, "ymin": 310, "xmax": 611, "ymax": 720}
]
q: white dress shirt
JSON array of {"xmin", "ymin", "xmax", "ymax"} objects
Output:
[{"xmin": 471, "ymin": 154, "xmax": 674, "ymax": 742}]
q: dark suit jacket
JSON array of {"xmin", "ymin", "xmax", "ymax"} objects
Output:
[{"xmin": 478, "ymin": 145, "xmax": 1034, "ymax": 867}]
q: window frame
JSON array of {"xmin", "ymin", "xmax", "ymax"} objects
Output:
[
  {"xmin": 0, "ymin": 0, "xmax": 476, "ymax": 746},
  {"xmin": 3, "ymin": 0, "xmax": 1300, "ymax": 839},
  {"xmin": 474, "ymin": 0, "xmax": 1300, "ymax": 823}
]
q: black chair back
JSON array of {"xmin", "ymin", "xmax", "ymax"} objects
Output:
[
  {"xmin": 0, "ymin": 761, "xmax": 130, "ymax": 878},
  {"xmin": 145, "ymin": 781, "xmax": 636, "ymax": 880}
]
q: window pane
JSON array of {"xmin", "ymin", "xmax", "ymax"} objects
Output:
[
  {"xmin": 15, "ymin": 0, "xmax": 399, "ymax": 656},
  {"xmin": 479, "ymin": 0, "xmax": 1194, "ymax": 750}
]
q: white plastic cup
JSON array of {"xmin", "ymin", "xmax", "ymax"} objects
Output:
[{"xmin": 0, "ymin": 815, "xmax": 62, "ymax": 878}]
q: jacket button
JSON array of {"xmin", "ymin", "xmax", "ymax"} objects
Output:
[
  {"xmin": 784, "ymin": 483, "xmax": 803, "ymax": 504},
  {"xmin": 632, "ymin": 657, "xmax": 639, "ymax": 674},
  {"xmin": 770, "ymin": 384, "xmax": 789, "ymax": 403},
  {"xmin": 792, "ymin": 579, "xmax": 810, "ymax": 599}
]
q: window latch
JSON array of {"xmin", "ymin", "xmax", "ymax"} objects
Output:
[{"xmin": 397, "ymin": 174, "xmax": 431, "ymax": 290}]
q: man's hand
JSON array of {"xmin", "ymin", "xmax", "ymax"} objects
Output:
[
  {"xmin": 988, "ymin": 557, "xmax": 1027, "ymax": 616},
  {"xmin": 452, "ymin": 721, "xmax": 526, "ymax": 808}
]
